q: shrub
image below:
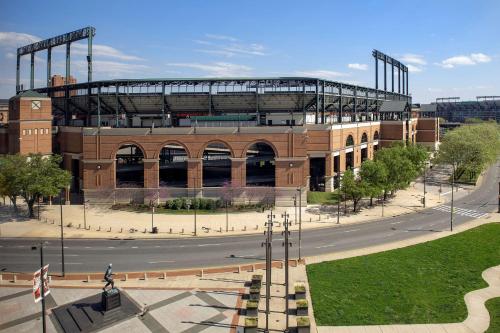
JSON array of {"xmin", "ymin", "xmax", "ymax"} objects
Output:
[
  {"xmin": 206, "ymin": 199, "xmax": 216, "ymax": 210},
  {"xmin": 215, "ymin": 199, "xmax": 224, "ymax": 208}
]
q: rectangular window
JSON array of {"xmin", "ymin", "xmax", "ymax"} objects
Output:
[
  {"xmin": 22, "ymin": 129, "xmax": 26, "ymax": 136},
  {"xmin": 34, "ymin": 129, "xmax": 38, "ymax": 135},
  {"xmin": 28, "ymin": 129, "xmax": 32, "ymax": 135}
]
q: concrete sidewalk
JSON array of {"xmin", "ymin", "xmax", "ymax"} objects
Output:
[{"xmin": 0, "ymin": 175, "xmax": 473, "ymax": 240}]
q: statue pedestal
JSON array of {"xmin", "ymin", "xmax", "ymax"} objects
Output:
[{"xmin": 102, "ymin": 288, "xmax": 121, "ymax": 311}]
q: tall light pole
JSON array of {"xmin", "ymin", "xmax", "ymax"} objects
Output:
[
  {"xmin": 31, "ymin": 242, "xmax": 47, "ymax": 333},
  {"xmin": 296, "ymin": 187, "xmax": 302, "ymax": 261},
  {"xmin": 225, "ymin": 199, "xmax": 229, "ymax": 232},
  {"xmin": 450, "ymin": 164, "xmax": 455, "ymax": 231},
  {"xmin": 423, "ymin": 161, "xmax": 427, "ymax": 208},
  {"xmin": 262, "ymin": 210, "xmax": 275, "ymax": 332},
  {"xmin": 282, "ymin": 212, "xmax": 292, "ymax": 331},
  {"xmin": 293, "ymin": 194, "xmax": 297, "ymax": 225},
  {"xmin": 337, "ymin": 188, "xmax": 341, "ymax": 224},
  {"xmin": 59, "ymin": 191, "xmax": 65, "ymax": 277},
  {"xmin": 83, "ymin": 199, "xmax": 88, "ymax": 230}
]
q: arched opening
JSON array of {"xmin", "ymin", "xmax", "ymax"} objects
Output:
[
  {"xmin": 202, "ymin": 142, "xmax": 232, "ymax": 187},
  {"xmin": 345, "ymin": 135, "xmax": 354, "ymax": 170},
  {"xmin": 116, "ymin": 144, "xmax": 144, "ymax": 188},
  {"xmin": 159, "ymin": 143, "xmax": 188, "ymax": 187},
  {"xmin": 246, "ymin": 142, "xmax": 276, "ymax": 186},
  {"xmin": 346, "ymin": 135, "xmax": 354, "ymax": 147},
  {"xmin": 373, "ymin": 131, "xmax": 379, "ymax": 140},
  {"xmin": 361, "ymin": 132, "xmax": 368, "ymax": 143}
]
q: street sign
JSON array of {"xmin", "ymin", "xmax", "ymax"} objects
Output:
[{"xmin": 33, "ymin": 264, "xmax": 50, "ymax": 303}]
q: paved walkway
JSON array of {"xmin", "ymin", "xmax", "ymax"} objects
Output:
[{"xmin": 0, "ymin": 174, "xmax": 473, "ymax": 239}]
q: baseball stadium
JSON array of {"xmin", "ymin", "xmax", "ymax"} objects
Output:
[{"xmin": 0, "ymin": 27, "xmax": 439, "ymax": 205}]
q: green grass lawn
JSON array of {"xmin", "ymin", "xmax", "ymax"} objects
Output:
[
  {"xmin": 307, "ymin": 223, "xmax": 500, "ymax": 326},
  {"xmin": 486, "ymin": 298, "xmax": 500, "ymax": 333},
  {"xmin": 307, "ymin": 191, "xmax": 339, "ymax": 205}
]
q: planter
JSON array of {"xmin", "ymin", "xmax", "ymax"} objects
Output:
[
  {"xmin": 244, "ymin": 317, "xmax": 258, "ymax": 333},
  {"xmin": 246, "ymin": 300, "xmax": 259, "ymax": 317},
  {"xmin": 296, "ymin": 316, "xmax": 310, "ymax": 333},
  {"xmin": 294, "ymin": 283, "xmax": 306, "ymax": 300},
  {"xmin": 248, "ymin": 290, "xmax": 261, "ymax": 301},
  {"xmin": 251, "ymin": 274, "xmax": 263, "ymax": 285},
  {"xmin": 296, "ymin": 299, "xmax": 308, "ymax": 316}
]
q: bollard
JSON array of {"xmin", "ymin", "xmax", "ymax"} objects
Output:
[
  {"xmin": 243, "ymin": 226, "xmax": 247, "ymax": 231},
  {"xmin": 124, "ymin": 273, "xmax": 128, "ymax": 281},
  {"xmin": 255, "ymin": 225, "xmax": 258, "ymax": 230},
  {"xmin": 309, "ymin": 217, "xmax": 312, "ymax": 222},
  {"xmin": 108, "ymin": 227, "xmax": 111, "ymax": 232},
  {"xmin": 169, "ymin": 228, "xmax": 172, "ymax": 234},
  {"xmin": 237, "ymin": 266, "xmax": 240, "ymax": 273},
  {"xmin": 163, "ymin": 272, "xmax": 167, "ymax": 280},
  {"xmin": 120, "ymin": 227, "xmax": 123, "ymax": 233},
  {"xmin": 200, "ymin": 270, "xmax": 204, "ymax": 278},
  {"xmin": 13, "ymin": 275, "xmax": 16, "ymax": 283},
  {"xmin": 97, "ymin": 226, "xmax": 101, "ymax": 231},
  {"xmin": 219, "ymin": 227, "xmax": 222, "ymax": 233},
  {"xmin": 78, "ymin": 224, "xmax": 81, "ymax": 229},
  {"xmin": 181, "ymin": 228, "xmax": 184, "ymax": 234},
  {"xmin": 48, "ymin": 276, "xmax": 52, "ymax": 283},
  {"xmin": 319, "ymin": 214, "xmax": 321, "ymax": 221},
  {"xmin": 144, "ymin": 228, "xmax": 147, "ymax": 233},
  {"xmin": 144, "ymin": 273, "xmax": 147, "ymax": 281},
  {"xmin": 86, "ymin": 275, "xmax": 91, "ymax": 283},
  {"xmin": 231, "ymin": 226, "xmax": 234, "ymax": 232}
]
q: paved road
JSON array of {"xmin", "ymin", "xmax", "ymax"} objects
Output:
[{"xmin": 1, "ymin": 164, "xmax": 498, "ymax": 274}]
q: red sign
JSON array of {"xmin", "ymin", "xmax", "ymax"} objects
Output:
[{"xmin": 33, "ymin": 264, "xmax": 50, "ymax": 303}]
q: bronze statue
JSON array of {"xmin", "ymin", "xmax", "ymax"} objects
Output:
[{"xmin": 103, "ymin": 263, "xmax": 114, "ymax": 291}]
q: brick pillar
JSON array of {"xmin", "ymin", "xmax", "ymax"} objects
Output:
[
  {"xmin": 275, "ymin": 157, "xmax": 307, "ymax": 188},
  {"xmin": 187, "ymin": 158, "xmax": 203, "ymax": 189},
  {"xmin": 230, "ymin": 157, "xmax": 246, "ymax": 187},
  {"xmin": 143, "ymin": 159, "xmax": 159, "ymax": 189}
]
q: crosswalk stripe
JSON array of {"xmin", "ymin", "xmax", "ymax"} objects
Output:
[{"xmin": 432, "ymin": 205, "xmax": 488, "ymax": 219}]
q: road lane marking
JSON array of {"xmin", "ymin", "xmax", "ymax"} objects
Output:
[
  {"xmin": 66, "ymin": 262, "xmax": 83, "ymax": 265},
  {"xmin": 155, "ymin": 246, "xmax": 161, "ymax": 248},
  {"xmin": 107, "ymin": 246, "xmax": 115, "ymax": 249},
  {"xmin": 66, "ymin": 254, "xmax": 78, "ymax": 257},
  {"xmin": 390, "ymin": 221, "xmax": 402, "ymax": 225},
  {"xmin": 148, "ymin": 260, "xmax": 176, "ymax": 264},
  {"xmin": 315, "ymin": 244, "xmax": 336, "ymax": 249},
  {"xmin": 84, "ymin": 246, "xmax": 92, "ymax": 249},
  {"xmin": 198, "ymin": 243, "xmax": 221, "ymax": 247},
  {"xmin": 343, "ymin": 229, "xmax": 359, "ymax": 233},
  {"xmin": 131, "ymin": 246, "xmax": 138, "ymax": 249}
]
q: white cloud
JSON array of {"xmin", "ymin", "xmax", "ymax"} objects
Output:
[
  {"xmin": 295, "ymin": 70, "xmax": 349, "ymax": 80},
  {"xmin": 205, "ymin": 34, "xmax": 238, "ymax": 42},
  {"xmin": 71, "ymin": 43, "xmax": 144, "ymax": 61},
  {"xmin": 0, "ymin": 32, "xmax": 40, "ymax": 48},
  {"xmin": 400, "ymin": 54, "xmax": 427, "ymax": 65},
  {"xmin": 347, "ymin": 63, "xmax": 368, "ymax": 71},
  {"xmin": 407, "ymin": 64, "xmax": 422, "ymax": 73},
  {"xmin": 437, "ymin": 53, "xmax": 492, "ymax": 68},
  {"xmin": 167, "ymin": 62, "xmax": 252, "ymax": 77}
]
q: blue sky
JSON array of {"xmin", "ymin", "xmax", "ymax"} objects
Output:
[{"xmin": 0, "ymin": 0, "xmax": 499, "ymax": 103}]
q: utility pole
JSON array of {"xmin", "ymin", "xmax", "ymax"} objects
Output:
[
  {"xmin": 83, "ymin": 200, "xmax": 88, "ymax": 230},
  {"xmin": 225, "ymin": 200, "xmax": 229, "ymax": 232},
  {"xmin": 337, "ymin": 187, "xmax": 341, "ymax": 224},
  {"xmin": 293, "ymin": 195, "xmax": 297, "ymax": 225},
  {"xmin": 151, "ymin": 203, "xmax": 155, "ymax": 232},
  {"xmin": 59, "ymin": 191, "xmax": 65, "ymax": 277},
  {"xmin": 282, "ymin": 212, "xmax": 292, "ymax": 332},
  {"xmin": 296, "ymin": 188, "xmax": 302, "ymax": 261},
  {"xmin": 262, "ymin": 210, "xmax": 275, "ymax": 333}
]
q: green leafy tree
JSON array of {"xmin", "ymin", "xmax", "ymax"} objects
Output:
[
  {"xmin": 360, "ymin": 159, "xmax": 388, "ymax": 206},
  {"xmin": 375, "ymin": 146, "xmax": 416, "ymax": 198},
  {"xmin": 340, "ymin": 169, "xmax": 366, "ymax": 212},
  {"xmin": 0, "ymin": 154, "xmax": 26, "ymax": 214},
  {"xmin": 19, "ymin": 154, "xmax": 72, "ymax": 218}
]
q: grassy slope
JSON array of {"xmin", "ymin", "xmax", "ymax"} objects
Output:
[
  {"xmin": 307, "ymin": 223, "xmax": 500, "ymax": 326},
  {"xmin": 486, "ymin": 298, "xmax": 500, "ymax": 333},
  {"xmin": 307, "ymin": 191, "xmax": 339, "ymax": 205}
]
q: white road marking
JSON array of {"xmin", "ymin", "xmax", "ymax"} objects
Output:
[
  {"xmin": 85, "ymin": 246, "xmax": 92, "ymax": 249},
  {"xmin": 107, "ymin": 246, "xmax": 115, "ymax": 249},
  {"xmin": 148, "ymin": 260, "xmax": 176, "ymax": 264},
  {"xmin": 433, "ymin": 205, "xmax": 488, "ymax": 219},
  {"xmin": 131, "ymin": 246, "xmax": 138, "ymax": 249},
  {"xmin": 198, "ymin": 243, "xmax": 221, "ymax": 247},
  {"xmin": 441, "ymin": 190, "xmax": 452, "ymax": 195},
  {"xmin": 343, "ymin": 229, "xmax": 360, "ymax": 233},
  {"xmin": 390, "ymin": 221, "xmax": 402, "ymax": 225},
  {"xmin": 63, "ymin": 246, "xmax": 68, "ymax": 249},
  {"xmin": 315, "ymin": 244, "xmax": 336, "ymax": 249},
  {"xmin": 66, "ymin": 262, "xmax": 83, "ymax": 265},
  {"xmin": 155, "ymin": 246, "xmax": 161, "ymax": 248},
  {"xmin": 66, "ymin": 254, "xmax": 78, "ymax": 257}
]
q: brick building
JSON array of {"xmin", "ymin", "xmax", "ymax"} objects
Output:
[{"xmin": 0, "ymin": 77, "xmax": 439, "ymax": 205}]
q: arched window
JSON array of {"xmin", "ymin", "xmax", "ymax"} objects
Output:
[
  {"xmin": 361, "ymin": 132, "xmax": 368, "ymax": 143},
  {"xmin": 202, "ymin": 142, "xmax": 232, "ymax": 187},
  {"xmin": 345, "ymin": 135, "xmax": 354, "ymax": 147},
  {"xmin": 116, "ymin": 144, "xmax": 144, "ymax": 188},
  {"xmin": 373, "ymin": 131, "xmax": 379, "ymax": 140},
  {"xmin": 246, "ymin": 142, "xmax": 276, "ymax": 186},
  {"xmin": 159, "ymin": 143, "xmax": 188, "ymax": 187}
]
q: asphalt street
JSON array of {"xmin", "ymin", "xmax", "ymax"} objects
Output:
[{"xmin": 1, "ymin": 163, "xmax": 498, "ymax": 274}]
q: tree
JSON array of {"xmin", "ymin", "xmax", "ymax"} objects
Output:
[
  {"xmin": 434, "ymin": 123, "xmax": 500, "ymax": 181},
  {"xmin": 0, "ymin": 155, "xmax": 26, "ymax": 214},
  {"xmin": 360, "ymin": 159, "xmax": 388, "ymax": 206},
  {"xmin": 375, "ymin": 146, "xmax": 416, "ymax": 198},
  {"xmin": 340, "ymin": 169, "xmax": 366, "ymax": 212},
  {"xmin": 18, "ymin": 154, "xmax": 72, "ymax": 218}
]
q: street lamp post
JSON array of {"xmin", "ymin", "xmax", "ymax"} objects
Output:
[
  {"xmin": 37, "ymin": 196, "xmax": 41, "ymax": 221},
  {"xmin": 450, "ymin": 164, "xmax": 455, "ymax": 231},
  {"xmin": 225, "ymin": 199, "xmax": 229, "ymax": 232},
  {"xmin": 423, "ymin": 162, "xmax": 427, "ymax": 208},
  {"xmin": 293, "ymin": 195, "xmax": 297, "ymax": 225},
  {"xmin": 59, "ymin": 191, "xmax": 65, "ymax": 277},
  {"xmin": 282, "ymin": 212, "xmax": 291, "ymax": 331},
  {"xmin": 32, "ymin": 242, "xmax": 47, "ymax": 333},
  {"xmin": 83, "ymin": 200, "xmax": 88, "ymax": 230},
  {"xmin": 262, "ymin": 210, "xmax": 275, "ymax": 332},
  {"xmin": 296, "ymin": 188, "xmax": 302, "ymax": 261}
]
